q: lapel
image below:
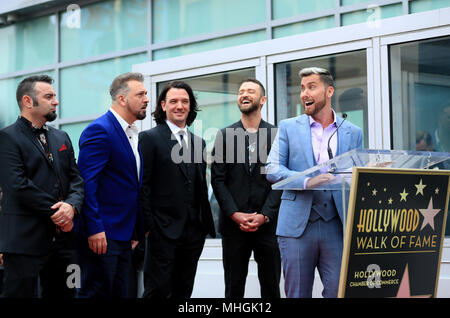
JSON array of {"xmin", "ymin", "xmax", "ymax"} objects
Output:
[
  {"xmin": 106, "ymin": 111, "xmax": 139, "ymax": 182},
  {"xmin": 17, "ymin": 119, "xmax": 53, "ymax": 168},
  {"xmin": 160, "ymin": 122, "xmax": 189, "ymax": 180},
  {"xmin": 296, "ymin": 115, "xmax": 315, "ymax": 168},
  {"xmin": 336, "ymin": 115, "xmax": 350, "ymax": 157},
  {"xmin": 46, "ymin": 127, "xmax": 63, "ymax": 181}
]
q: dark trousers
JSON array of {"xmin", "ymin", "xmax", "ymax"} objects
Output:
[
  {"xmin": 0, "ymin": 246, "xmax": 77, "ymax": 298},
  {"xmin": 77, "ymin": 239, "xmax": 132, "ymax": 298},
  {"xmin": 222, "ymin": 230, "xmax": 281, "ymax": 298},
  {"xmin": 143, "ymin": 220, "xmax": 205, "ymax": 299}
]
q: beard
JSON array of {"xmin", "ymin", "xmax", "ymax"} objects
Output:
[
  {"xmin": 303, "ymin": 92, "xmax": 327, "ymax": 117},
  {"xmin": 136, "ymin": 108, "xmax": 147, "ymax": 120},
  {"xmin": 238, "ymin": 99, "xmax": 260, "ymax": 115},
  {"xmin": 126, "ymin": 101, "xmax": 147, "ymax": 121},
  {"xmin": 45, "ymin": 111, "xmax": 57, "ymax": 122}
]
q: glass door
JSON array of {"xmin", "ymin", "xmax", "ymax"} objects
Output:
[{"xmin": 155, "ymin": 68, "xmax": 256, "ymax": 237}]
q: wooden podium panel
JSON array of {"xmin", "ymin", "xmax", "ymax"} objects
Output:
[{"xmin": 338, "ymin": 167, "xmax": 450, "ymax": 298}]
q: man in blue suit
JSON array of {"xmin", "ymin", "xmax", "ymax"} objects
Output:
[
  {"xmin": 77, "ymin": 72, "xmax": 148, "ymax": 297},
  {"xmin": 266, "ymin": 67, "xmax": 362, "ymax": 298}
]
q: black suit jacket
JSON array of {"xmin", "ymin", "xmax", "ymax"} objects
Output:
[
  {"xmin": 139, "ymin": 122, "xmax": 216, "ymax": 240},
  {"xmin": 0, "ymin": 118, "xmax": 84, "ymax": 256},
  {"xmin": 211, "ymin": 119, "xmax": 281, "ymax": 235}
]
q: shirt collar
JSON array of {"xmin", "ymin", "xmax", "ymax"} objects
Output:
[
  {"xmin": 110, "ymin": 108, "xmax": 137, "ymax": 132},
  {"xmin": 308, "ymin": 109, "xmax": 337, "ymax": 128},
  {"xmin": 165, "ymin": 119, "xmax": 188, "ymax": 136},
  {"xmin": 19, "ymin": 116, "xmax": 48, "ymax": 132}
]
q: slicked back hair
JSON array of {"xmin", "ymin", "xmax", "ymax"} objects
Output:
[
  {"xmin": 110, "ymin": 72, "xmax": 144, "ymax": 102},
  {"xmin": 299, "ymin": 67, "xmax": 335, "ymax": 88}
]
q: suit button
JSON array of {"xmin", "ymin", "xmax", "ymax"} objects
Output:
[{"xmin": 324, "ymin": 203, "xmax": 327, "ymax": 207}]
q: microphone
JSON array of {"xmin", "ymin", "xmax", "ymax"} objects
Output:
[{"xmin": 327, "ymin": 113, "xmax": 347, "ymax": 161}]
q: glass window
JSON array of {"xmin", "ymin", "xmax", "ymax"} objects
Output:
[
  {"xmin": 59, "ymin": 53, "xmax": 148, "ymax": 119},
  {"xmin": 152, "ymin": 0, "xmax": 265, "ymax": 44},
  {"xmin": 341, "ymin": 0, "xmax": 371, "ymax": 6},
  {"xmin": 60, "ymin": 0, "xmax": 148, "ymax": 62},
  {"xmin": 156, "ymin": 68, "xmax": 256, "ymax": 236},
  {"xmin": 389, "ymin": 36, "xmax": 450, "ymax": 233},
  {"xmin": 0, "ymin": 15, "xmax": 56, "ymax": 74},
  {"xmin": 0, "ymin": 77, "xmax": 20, "ymax": 128},
  {"xmin": 60, "ymin": 121, "xmax": 91, "ymax": 158},
  {"xmin": 341, "ymin": 3, "xmax": 403, "ymax": 26},
  {"xmin": 390, "ymin": 36, "xmax": 450, "ymax": 153},
  {"xmin": 153, "ymin": 31, "xmax": 266, "ymax": 60},
  {"xmin": 273, "ymin": 16, "xmax": 335, "ymax": 39},
  {"xmin": 0, "ymin": 71, "xmax": 55, "ymax": 129},
  {"xmin": 410, "ymin": 0, "xmax": 450, "ymax": 13},
  {"xmin": 275, "ymin": 50, "xmax": 368, "ymax": 147},
  {"xmin": 272, "ymin": 0, "xmax": 335, "ymax": 20}
]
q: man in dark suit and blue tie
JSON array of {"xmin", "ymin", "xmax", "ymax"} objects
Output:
[
  {"xmin": 77, "ymin": 72, "xmax": 148, "ymax": 297},
  {"xmin": 266, "ymin": 67, "xmax": 362, "ymax": 298}
]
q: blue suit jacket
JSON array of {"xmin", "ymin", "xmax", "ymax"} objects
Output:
[
  {"xmin": 266, "ymin": 114, "xmax": 362, "ymax": 238},
  {"xmin": 77, "ymin": 110, "xmax": 144, "ymax": 241}
]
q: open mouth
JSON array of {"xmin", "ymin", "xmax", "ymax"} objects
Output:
[{"xmin": 304, "ymin": 101, "xmax": 314, "ymax": 107}]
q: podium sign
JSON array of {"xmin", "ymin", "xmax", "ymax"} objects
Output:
[{"xmin": 338, "ymin": 167, "xmax": 450, "ymax": 298}]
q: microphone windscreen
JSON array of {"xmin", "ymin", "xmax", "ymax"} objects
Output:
[{"xmin": 342, "ymin": 113, "xmax": 348, "ymax": 119}]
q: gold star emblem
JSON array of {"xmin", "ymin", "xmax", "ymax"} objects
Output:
[
  {"xmin": 372, "ymin": 189, "xmax": 377, "ymax": 196},
  {"xmin": 415, "ymin": 179, "xmax": 426, "ymax": 196},
  {"xmin": 400, "ymin": 189, "xmax": 408, "ymax": 202},
  {"xmin": 388, "ymin": 198, "xmax": 393, "ymax": 205},
  {"xmin": 435, "ymin": 188, "xmax": 440, "ymax": 194}
]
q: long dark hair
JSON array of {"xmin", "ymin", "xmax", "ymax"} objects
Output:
[{"xmin": 152, "ymin": 80, "xmax": 199, "ymax": 126}]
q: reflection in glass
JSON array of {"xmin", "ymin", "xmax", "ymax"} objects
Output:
[
  {"xmin": 153, "ymin": 0, "xmax": 265, "ymax": 43},
  {"xmin": 0, "ymin": 15, "xmax": 55, "ymax": 74},
  {"xmin": 390, "ymin": 36, "xmax": 450, "ymax": 155},
  {"xmin": 60, "ymin": 53, "xmax": 147, "ymax": 119},
  {"xmin": 389, "ymin": 36, "xmax": 450, "ymax": 235},
  {"xmin": 275, "ymin": 50, "xmax": 368, "ymax": 147},
  {"xmin": 156, "ymin": 68, "xmax": 256, "ymax": 236},
  {"xmin": 60, "ymin": 0, "xmax": 147, "ymax": 62}
]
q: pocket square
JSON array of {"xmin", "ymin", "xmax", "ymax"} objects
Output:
[{"xmin": 59, "ymin": 144, "xmax": 67, "ymax": 152}]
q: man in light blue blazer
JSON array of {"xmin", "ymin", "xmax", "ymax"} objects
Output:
[
  {"xmin": 76, "ymin": 72, "xmax": 148, "ymax": 297},
  {"xmin": 266, "ymin": 67, "xmax": 362, "ymax": 298}
]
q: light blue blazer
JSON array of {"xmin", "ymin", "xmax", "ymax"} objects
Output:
[{"xmin": 266, "ymin": 114, "xmax": 362, "ymax": 238}]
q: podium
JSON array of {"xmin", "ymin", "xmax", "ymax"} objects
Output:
[{"xmin": 272, "ymin": 149, "xmax": 450, "ymax": 298}]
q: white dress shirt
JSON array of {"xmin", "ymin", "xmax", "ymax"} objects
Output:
[
  {"xmin": 110, "ymin": 108, "xmax": 140, "ymax": 179},
  {"xmin": 165, "ymin": 119, "xmax": 189, "ymax": 149}
]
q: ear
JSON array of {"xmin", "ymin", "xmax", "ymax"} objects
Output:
[
  {"xmin": 259, "ymin": 96, "xmax": 267, "ymax": 107},
  {"xmin": 22, "ymin": 95, "xmax": 33, "ymax": 108},
  {"xmin": 161, "ymin": 100, "xmax": 166, "ymax": 112},
  {"xmin": 116, "ymin": 94, "xmax": 127, "ymax": 106},
  {"xmin": 327, "ymin": 85, "xmax": 334, "ymax": 98}
]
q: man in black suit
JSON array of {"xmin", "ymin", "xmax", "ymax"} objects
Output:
[
  {"xmin": 0, "ymin": 75, "xmax": 84, "ymax": 298},
  {"xmin": 211, "ymin": 78, "xmax": 281, "ymax": 298},
  {"xmin": 139, "ymin": 80, "xmax": 216, "ymax": 299}
]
